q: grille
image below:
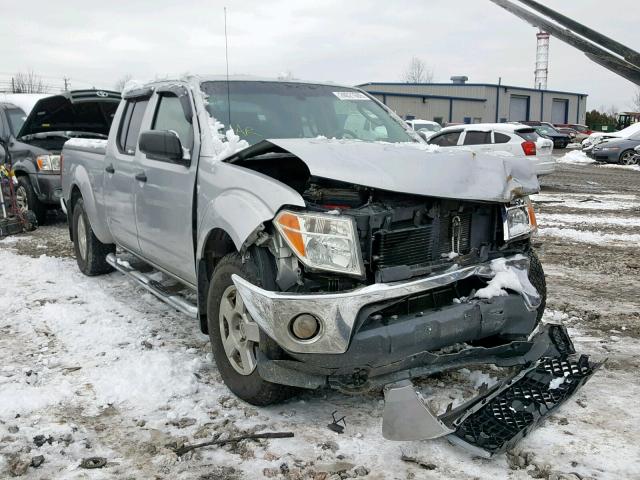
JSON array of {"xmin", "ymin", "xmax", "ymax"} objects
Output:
[
  {"xmin": 373, "ymin": 213, "xmax": 472, "ymax": 271},
  {"xmin": 374, "ymin": 225, "xmax": 433, "ymax": 269},
  {"xmin": 438, "ymin": 213, "xmax": 472, "ymax": 256}
]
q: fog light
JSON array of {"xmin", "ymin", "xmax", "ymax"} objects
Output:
[{"xmin": 291, "ymin": 314, "xmax": 320, "ymax": 340}]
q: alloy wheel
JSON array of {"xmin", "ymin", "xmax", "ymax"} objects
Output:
[
  {"xmin": 15, "ymin": 185, "xmax": 28, "ymax": 213},
  {"xmin": 77, "ymin": 215, "xmax": 88, "ymax": 261},
  {"xmin": 218, "ymin": 285, "xmax": 260, "ymax": 375}
]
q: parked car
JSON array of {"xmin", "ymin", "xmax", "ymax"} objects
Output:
[
  {"xmin": 520, "ymin": 123, "xmax": 570, "ymax": 149},
  {"xmin": 556, "ymin": 127, "xmax": 578, "ymax": 142},
  {"xmin": 1, "ymin": 90, "xmax": 120, "ymax": 223},
  {"xmin": 61, "ymin": 77, "xmax": 593, "ymax": 453},
  {"xmin": 582, "ymin": 122, "xmax": 640, "ymax": 152},
  {"xmin": 428, "ymin": 123, "xmax": 556, "ymax": 175},
  {"xmin": 406, "ymin": 119, "xmax": 441, "ymax": 140},
  {"xmin": 587, "ymin": 131, "xmax": 640, "ymax": 165},
  {"xmin": 555, "ymin": 123, "xmax": 592, "ymax": 139}
]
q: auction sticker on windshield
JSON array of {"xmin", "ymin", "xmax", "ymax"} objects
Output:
[{"xmin": 333, "ymin": 91, "xmax": 369, "ymax": 100}]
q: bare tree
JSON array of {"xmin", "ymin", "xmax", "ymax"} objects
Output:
[
  {"xmin": 632, "ymin": 88, "xmax": 640, "ymax": 112},
  {"xmin": 114, "ymin": 74, "xmax": 133, "ymax": 92},
  {"xmin": 12, "ymin": 70, "xmax": 46, "ymax": 93},
  {"xmin": 402, "ymin": 57, "xmax": 434, "ymax": 83},
  {"xmin": 277, "ymin": 71, "xmax": 297, "ymax": 81}
]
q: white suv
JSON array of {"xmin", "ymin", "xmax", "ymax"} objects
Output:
[{"xmin": 427, "ymin": 123, "xmax": 556, "ymax": 176}]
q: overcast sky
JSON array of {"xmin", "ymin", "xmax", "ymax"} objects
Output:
[{"xmin": 1, "ymin": 0, "xmax": 638, "ymax": 110}]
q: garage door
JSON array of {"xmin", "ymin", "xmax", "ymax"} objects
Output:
[
  {"xmin": 509, "ymin": 95, "xmax": 529, "ymax": 121},
  {"xmin": 552, "ymin": 99, "xmax": 568, "ymax": 124}
]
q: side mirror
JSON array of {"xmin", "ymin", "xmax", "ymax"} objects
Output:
[
  {"xmin": 0, "ymin": 138, "xmax": 9, "ymax": 165},
  {"xmin": 139, "ymin": 130, "xmax": 184, "ymax": 163}
]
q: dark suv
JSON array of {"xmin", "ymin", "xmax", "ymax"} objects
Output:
[{"xmin": 0, "ymin": 90, "xmax": 120, "ymax": 223}]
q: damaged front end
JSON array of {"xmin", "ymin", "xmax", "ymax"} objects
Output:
[{"xmin": 222, "ymin": 138, "xmax": 598, "ymax": 455}]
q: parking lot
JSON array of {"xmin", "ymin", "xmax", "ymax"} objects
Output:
[{"xmin": 1, "ymin": 160, "xmax": 639, "ymax": 479}]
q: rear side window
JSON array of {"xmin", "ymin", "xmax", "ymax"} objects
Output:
[
  {"xmin": 429, "ymin": 131, "xmax": 461, "ymax": 146},
  {"xmin": 463, "ymin": 131, "xmax": 491, "ymax": 145},
  {"xmin": 516, "ymin": 129, "xmax": 541, "ymax": 142},
  {"xmin": 117, "ymin": 99, "xmax": 149, "ymax": 155},
  {"xmin": 494, "ymin": 132, "xmax": 511, "ymax": 144},
  {"xmin": 152, "ymin": 94, "xmax": 193, "ymax": 150}
]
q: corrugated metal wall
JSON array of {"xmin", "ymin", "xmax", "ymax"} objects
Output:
[{"xmin": 363, "ymin": 83, "xmax": 586, "ymax": 125}]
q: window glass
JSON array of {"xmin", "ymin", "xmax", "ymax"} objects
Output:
[
  {"xmin": 516, "ymin": 129, "xmax": 541, "ymax": 142},
  {"xmin": 152, "ymin": 95, "xmax": 193, "ymax": 149},
  {"xmin": 463, "ymin": 131, "xmax": 491, "ymax": 145},
  {"xmin": 201, "ymin": 81, "xmax": 414, "ymax": 145},
  {"xmin": 117, "ymin": 102, "xmax": 133, "ymax": 152},
  {"xmin": 429, "ymin": 131, "xmax": 461, "ymax": 146},
  {"xmin": 124, "ymin": 100, "xmax": 149, "ymax": 155},
  {"xmin": 5, "ymin": 108, "xmax": 27, "ymax": 137},
  {"xmin": 494, "ymin": 132, "xmax": 511, "ymax": 144}
]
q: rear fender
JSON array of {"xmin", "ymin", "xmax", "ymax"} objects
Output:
[{"xmin": 69, "ymin": 165, "xmax": 113, "ymax": 244}]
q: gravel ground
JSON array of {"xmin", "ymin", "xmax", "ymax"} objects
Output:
[{"xmin": 0, "ymin": 160, "xmax": 639, "ymax": 479}]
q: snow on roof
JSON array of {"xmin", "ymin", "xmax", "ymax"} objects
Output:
[{"xmin": 440, "ymin": 123, "xmax": 535, "ymax": 133}]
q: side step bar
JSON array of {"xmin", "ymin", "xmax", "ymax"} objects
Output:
[
  {"xmin": 383, "ymin": 354, "xmax": 600, "ymax": 457},
  {"xmin": 106, "ymin": 253, "xmax": 198, "ymax": 318}
]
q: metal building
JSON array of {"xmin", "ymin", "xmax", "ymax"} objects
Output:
[{"xmin": 358, "ymin": 78, "xmax": 587, "ymax": 126}]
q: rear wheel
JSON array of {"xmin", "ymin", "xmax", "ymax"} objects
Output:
[
  {"xmin": 207, "ymin": 250, "xmax": 295, "ymax": 406},
  {"xmin": 16, "ymin": 176, "xmax": 47, "ymax": 225},
  {"xmin": 72, "ymin": 198, "xmax": 115, "ymax": 276}
]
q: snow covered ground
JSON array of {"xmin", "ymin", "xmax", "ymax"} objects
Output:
[{"xmin": 1, "ymin": 165, "xmax": 639, "ymax": 479}]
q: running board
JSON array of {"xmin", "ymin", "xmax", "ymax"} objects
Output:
[
  {"xmin": 106, "ymin": 253, "xmax": 198, "ymax": 318},
  {"xmin": 382, "ymin": 354, "xmax": 600, "ymax": 457}
]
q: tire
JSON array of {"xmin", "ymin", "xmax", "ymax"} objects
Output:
[
  {"xmin": 527, "ymin": 250, "xmax": 547, "ymax": 323},
  {"xmin": 72, "ymin": 198, "xmax": 115, "ymax": 276},
  {"xmin": 619, "ymin": 149, "xmax": 638, "ymax": 165},
  {"xmin": 16, "ymin": 176, "xmax": 47, "ymax": 225},
  {"xmin": 207, "ymin": 250, "xmax": 296, "ymax": 406}
]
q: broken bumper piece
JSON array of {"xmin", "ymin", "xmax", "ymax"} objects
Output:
[{"xmin": 382, "ymin": 353, "xmax": 601, "ymax": 457}]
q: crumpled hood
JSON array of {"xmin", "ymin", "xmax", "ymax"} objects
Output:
[{"xmin": 258, "ymin": 138, "xmax": 540, "ymax": 203}]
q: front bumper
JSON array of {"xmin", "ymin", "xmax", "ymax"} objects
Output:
[
  {"xmin": 232, "ymin": 254, "xmax": 540, "ymax": 355},
  {"xmin": 31, "ymin": 172, "xmax": 62, "ymax": 204}
]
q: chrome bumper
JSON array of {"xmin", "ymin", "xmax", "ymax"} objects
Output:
[{"xmin": 232, "ymin": 254, "xmax": 540, "ymax": 354}]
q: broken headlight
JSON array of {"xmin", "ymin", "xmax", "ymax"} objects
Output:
[
  {"xmin": 503, "ymin": 198, "xmax": 537, "ymax": 241},
  {"xmin": 274, "ymin": 210, "xmax": 364, "ymax": 277}
]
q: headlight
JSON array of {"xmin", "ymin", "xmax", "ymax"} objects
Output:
[
  {"xmin": 36, "ymin": 154, "xmax": 61, "ymax": 172},
  {"xmin": 503, "ymin": 198, "xmax": 537, "ymax": 241},
  {"xmin": 274, "ymin": 210, "xmax": 364, "ymax": 277}
]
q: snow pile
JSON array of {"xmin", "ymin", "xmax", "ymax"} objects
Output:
[
  {"xmin": 557, "ymin": 150, "xmax": 594, "ymax": 165},
  {"xmin": 474, "ymin": 256, "xmax": 538, "ymax": 301},
  {"xmin": 207, "ymin": 116, "xmax": 250, "ymax": 161},
  {"xmin": 538, "ymin": 227, "xmax": 640, "ymax": 245},
  {"xmin": 599, "ymin": 163, "xmax": 640, "ymax": 172}
]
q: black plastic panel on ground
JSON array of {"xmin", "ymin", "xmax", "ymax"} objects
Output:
[{"xmin": 451, "ymin": 355, "xmax": 598, "ymax": 456}]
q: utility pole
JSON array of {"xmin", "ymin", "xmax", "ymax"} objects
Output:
[{"xmin": 63, "ymin": 77, "xmax": 70, "ymax": 91}]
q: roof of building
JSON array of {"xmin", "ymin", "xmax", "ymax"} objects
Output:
[{"xmin": 357, "ymin": 82, "xmax": 587, "ymax": 97}]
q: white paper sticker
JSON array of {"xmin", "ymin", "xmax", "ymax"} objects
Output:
[{"xmin": 333, "ymin": 91, "xmax": 369, "ymax": 101}]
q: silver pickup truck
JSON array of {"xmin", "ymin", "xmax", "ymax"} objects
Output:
[{"xmin": 61, "ymin": 76, "xmax": 597, "ymax": 456}]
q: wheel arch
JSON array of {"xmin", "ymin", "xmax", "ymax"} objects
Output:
[{"xmin": 197, "ymin": 227, "xmax": 238, "ymax": 333}]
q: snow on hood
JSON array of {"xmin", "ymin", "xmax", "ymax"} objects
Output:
[{"xmin": 244, "ymin": 138, "xmax": 539, "ymax": 203}]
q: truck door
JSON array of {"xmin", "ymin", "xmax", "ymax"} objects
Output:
[
  {"xmin": 134, "ymin": 90, "xmax": 198, "ymax": 285},
  {"xmin": 105, "ymin": 97, "xmax": 149, "ymax": 253}
]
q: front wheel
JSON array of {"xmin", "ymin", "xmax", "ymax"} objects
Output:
[
  {"xmin": 527, "ymin": 250, "xmax": 547, "ymax": 323},
  {"xmin": 72, "ymin": 198, "xmax": 115, "ymax": 276},
  {"xmin": 620, "ymin": 150, "xmax": 638, "ymax": 165},
  {"xmin": 16, "ymin": 176, "xmax": 47, "ymax": 224},
  {"xmin": 207, "ymin": 251, "xmax": 295, "ymax": 406}
]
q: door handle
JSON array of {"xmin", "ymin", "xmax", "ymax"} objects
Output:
[
  {"xmin": 105, "ymin": 164, "xmax": 115, "ymax": 174},
  {"xmin": 135, "ymin": 172, "xmax": 147, "ymax": 182}
]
